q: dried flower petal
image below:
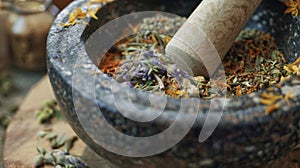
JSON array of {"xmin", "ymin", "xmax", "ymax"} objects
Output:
[
  {"xmin": 265, "ymin": 103, "xmax": 280, "ymax": 115},
  {"xmin": 88, "ymin": 7, "xmax": 99, "ymax": 20},
  {"xmin": 284, "ymin": 0, "xmax": 300, "ymax": 16}
]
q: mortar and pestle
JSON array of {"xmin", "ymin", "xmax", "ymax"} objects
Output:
[{"xmin": 47, "ymin": 0, "xmax": 300, "ymax": 167}]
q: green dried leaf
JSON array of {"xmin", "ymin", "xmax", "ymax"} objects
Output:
[
  {"xmin": 44, "ymin": 152, "xmax": 56, "ymax": 165},
  {"xmin": 38, "ymin": 131, "xmax": 47, "ymax": 138},
  {"xmin": 46, "ymin": 132, "xmax": 57, "ymax": 140},
  {"xmin": 57, "ymin": 134, "xmax": 67, "ymax": 147},
  {"xmin": 37, "ymin": 145, "xmax": 47, "ymax": 155},
  {"xmin": 33, "ymin": 154, "xmax": 44, "ymax": 167},
  {"xmin": 64, "ymin": 136, "xmax": 78, "ymax": 152}
]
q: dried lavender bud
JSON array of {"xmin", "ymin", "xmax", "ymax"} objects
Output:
[{"xmin": 66, "ymin": 155, "xmax": 88, "ymax": 168}]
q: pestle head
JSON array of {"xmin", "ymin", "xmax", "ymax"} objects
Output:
[{"xmin": 166, "ymin": 0, "xmax": 263, "ymax": 77}]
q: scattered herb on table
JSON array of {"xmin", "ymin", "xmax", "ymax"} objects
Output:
[
  {"xmin": 0, "ymin": 72, "xmax": 14, "ymax": 97},
  {"xmin": 0, "ymin": 116, "xmax": 10, "ymax": 128},
  {"xmin": 34, "ymin": 130, "xmax": 87, "ymax": 168}
]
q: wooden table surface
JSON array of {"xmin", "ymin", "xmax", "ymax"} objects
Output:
[{"xmin": 3, "ymin": 76, "xmax": 111, "ymax": 168}]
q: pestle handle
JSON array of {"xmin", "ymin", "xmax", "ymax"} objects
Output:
[{"xmin": 166, "ymin": 0, "xmax": 262, "ymax": 77}]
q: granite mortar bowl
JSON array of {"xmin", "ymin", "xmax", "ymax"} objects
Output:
[{"xmin": 47, "ymin": 0, "xmax": 300, "ymax": 167}]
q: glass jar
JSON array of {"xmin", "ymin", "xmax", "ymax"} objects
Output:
[
  {"xmin": 0, "ymin": 1, "xmax": 12, "ymax": 71},
  {"xmin": 6, "ymin": 0, "xmax": 58, "ymax": 71}
]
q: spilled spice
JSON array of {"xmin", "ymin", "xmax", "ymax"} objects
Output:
[
  {"xmin": 99, "ymin": 15, "xmax": 298, "ymax": 100},
  {"xmin": 60, "ymin": 0, "xmax": 114, "ymax": 27}
]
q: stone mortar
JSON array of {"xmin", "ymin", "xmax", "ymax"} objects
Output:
[{"xmin": 47, "ymin": 0, "xmax": 300, "ymax": 167}]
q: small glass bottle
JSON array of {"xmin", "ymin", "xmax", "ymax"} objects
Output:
[{"xmin": 6, "ymin": 0, "xmax": 58, "ymax": 71}]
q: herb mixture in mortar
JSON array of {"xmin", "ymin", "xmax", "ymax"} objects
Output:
[{"xmin": 99, "ymin": 15, "xmax": 299, "ymax": 99}]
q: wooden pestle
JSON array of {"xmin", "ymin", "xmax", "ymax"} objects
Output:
[{"xmin": 166, "ymin": 0, "xmax": 263, "ymax": 77}]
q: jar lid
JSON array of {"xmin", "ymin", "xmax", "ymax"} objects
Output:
[{"xmin": 13, "ymin": 0, "xmax": 52, "ymax": 14}]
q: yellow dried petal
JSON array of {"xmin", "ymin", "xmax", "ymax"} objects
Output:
[
  {"xmin": 284, "ymin": 65, "xmax": 292, "ymax": 72},
  {"xmin": 75, "ymin": 8, "xmax": 87, "ymax": 19},
  {"xmin": 265, "ymin": 103, "xmax": 280, "ymax": 115},
  {"xmin": 285, "ymin": 1, "xmax": 297, "ymax": 7},
  {"xmin": 88, "ymin": 0, "xmax": 114, "ymax": 6},
  {"xmin": 285, "ymin": 7, "xmax": 295, "ymax": 14},
  {"xmin": 292, "ymin": 65, "xmax": 299, "ymax": 71},
  {"xmin": 151, "ymin": 34, "xmax": 158, "ymax": 45},
  {"xmin": 88, "ymin": 8, "xmax": 99, "ymax": 20},
  {"xmin": 260, "ymin": 98, "xmax": 276, "ymax": 105},
  {"xmin": 164, "ymin": 36, "xmax": 171, "ymax": 44},
  {"xmin": 260, "ymin": 94, "xmax": 282, "ymax": 105},
  {"xmin": 292, "ymin": 56, "xmax": 300, "ymax": 66},
  {"xmin": 285, "ymin": 90, "xmax": 294, "ymax": 106},
  {"xmin": 68, "ymin": 12, "xmax": 76, "ymax": 22},
  {"xmin": 261, "ymin": 92, "xmax": 275, "ymax": 99}
]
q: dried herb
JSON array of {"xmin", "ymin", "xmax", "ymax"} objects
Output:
[
  {"xmin": 99, "ymin": 15, "xmax": 297, "ymax": 100},
  {"xmin": 60, "ymin": 0, "xmax": 114, "ymax": 27},
  {"xmin": 0, "ymin": 72, "xmax": 14, "ymax": 97},
  {"xmin": 35, "ymin": 100, "xmax": 63, "ymax": 123},
  {"xmin": 34, "ymin": 131, "xmax": 86, "ymax": 168},
  {"xmin": 283, "ymin": 0, "xmax": 300, "ymax": 17},
  {"xmin": 223, "ymin": 29, "xmax": 288, "ymax": 96},
  {"xmin": 0, "ymin": 116, "xmax": 10, "ymax": 128}
]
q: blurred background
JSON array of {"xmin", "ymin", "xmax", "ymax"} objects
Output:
[{"xmin": 0, "ymin": 0, "xmax": 71, "ymax": 165}]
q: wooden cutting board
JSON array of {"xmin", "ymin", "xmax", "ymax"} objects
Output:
[
  {"xmin": 3, "ymin": 76, "xmax": 112, "ymax": 168},
  {"xmin": 3, "ymin": 75, "xmax": 300, "ymax": 168}
]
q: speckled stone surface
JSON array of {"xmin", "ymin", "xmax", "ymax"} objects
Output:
[{"xmin": 47, "ymin": 0, "xmax": 300, "ymax": 167}]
